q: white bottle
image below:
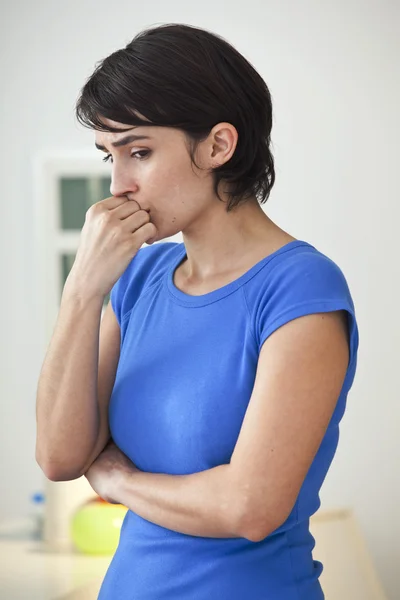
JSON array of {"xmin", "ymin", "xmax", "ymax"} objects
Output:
[
  {"xmin": 30, "ymin": 492, "xmax": 45, "ymax": 540},
  {"xmin": 0, "ymin": 492, "xmax": 45, "ymax": 540}
]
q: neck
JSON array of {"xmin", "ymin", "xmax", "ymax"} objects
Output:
[{"xmin": 179, "ymin": 197, "xmax": 289, "ymax": 282}]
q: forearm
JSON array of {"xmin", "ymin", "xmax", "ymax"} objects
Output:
[
  {"xmin": 35, "ymin": 283, "xmax": 104, "ymax": 479},
  {"xmin": 114, "ymin": 464, "xmax": 247, "ymax": 539}
]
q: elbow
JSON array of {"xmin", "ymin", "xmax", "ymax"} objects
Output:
[
  {"xmin": 241, "ymin": 524, "xmax": 272, "ymax": 544},
  {"xmin": 238, "ymin": 517, "xmax": 275, "ymax": 543},
  {"xmin": 39, "ymin": 462, "xmax": 84, "ymax": 482},
  {"xmin": 44, "ymin": 467, "xmax": 83, "ymax": 482},
  {"xmin": 36, "ymin": 448, "xmax": 84, "ymax": 482},
  {"xmin": 234, "ymin": 503, "xmax": 283, "ymax": 543},
  {"xmin": 237, "ymin": 520, "xmax": 269, "ymax": 543}
]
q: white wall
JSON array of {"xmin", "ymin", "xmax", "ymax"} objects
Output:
[{"xmin": 1, "ymin": 1, "xmax": 399, "ymax": 598}]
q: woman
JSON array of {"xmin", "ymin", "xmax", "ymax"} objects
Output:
[{"xmin": 36, "ymin": 23, "xmax": 359, "ymax": 599}]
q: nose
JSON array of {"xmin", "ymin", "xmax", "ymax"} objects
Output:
[
  {"xmin": 109, "ymin": 170, "xmax": 139, "ymax": 199},
  {"xmin": 110, "ymin": 182, "xmax": 134, "ymax": 199}
]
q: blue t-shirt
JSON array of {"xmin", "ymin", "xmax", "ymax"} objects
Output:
[{"xmin": 99, "ymin": 239, "xmax": 359, "ymax": 600}]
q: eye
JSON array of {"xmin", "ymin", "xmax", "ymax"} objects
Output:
[{"xmin": 102, "ymin": 150, "xmax": 151, "ymax": 164}]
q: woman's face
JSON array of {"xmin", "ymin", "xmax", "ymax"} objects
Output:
[{"xmin": 94, "ymin": 118, "xmax": 221, "ymax": 243}]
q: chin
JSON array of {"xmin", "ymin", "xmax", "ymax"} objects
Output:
[{"xmin": 147, "ymin": 226, "xmax": 181, "ymax": 245}]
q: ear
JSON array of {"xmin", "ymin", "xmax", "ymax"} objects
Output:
[
  {"xmin": 209, "ymin": 122, "xmax": 238, "ymax": 167},
  {"xmin": 196, "ymin": 122, "xmax": 238, "ymax": 170}
]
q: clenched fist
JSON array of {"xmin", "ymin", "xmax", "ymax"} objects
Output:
[{"xmin": 65, "ymin": 196, "xmax": 158, "ymax": 300}]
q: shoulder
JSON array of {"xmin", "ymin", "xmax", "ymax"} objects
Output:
[
  {"xmin": 111, "ymin": 241, "xmax": 182, "ymax": 325},
  {"xmin": 246, "ymin": 242, "xmax": 354, "ymax": 313},
  {"xmin": 244, "ymin": 242, "xmax": 359, "ymax": 362}
]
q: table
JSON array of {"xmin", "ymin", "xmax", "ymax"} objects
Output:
[{"xmin": 0, "ymin": 508, "xmax": 387, "ymax": 600}]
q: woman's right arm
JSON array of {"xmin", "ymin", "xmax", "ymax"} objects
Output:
[
  {"xmin": 35, "ymin": 291, "xmax": 120, "ymax": 482},
  {"xmin": 35, "ymin": 194, "xmax": 158, "ymax": 482}
]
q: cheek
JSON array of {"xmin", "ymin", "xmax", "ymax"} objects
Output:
[
  {"xmin": 150, "ymin": 173, "xmax": 187, "ymax": 207},
  {"xmin": 145, "ymin": 157, "xmax": 201, "ymax": 215},
  {"xmin": 149, "ymin": 154, "xmax": 194, "ymax": 190}
]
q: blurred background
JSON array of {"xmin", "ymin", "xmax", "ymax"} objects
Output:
[{"xmin": 0, "ymin": 1, "xmax": 399, "ymax": 599}]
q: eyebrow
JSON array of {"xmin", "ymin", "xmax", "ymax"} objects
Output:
[{"xmin": 95, "ymin": 134, "xmax": 152, "ymax": 151}]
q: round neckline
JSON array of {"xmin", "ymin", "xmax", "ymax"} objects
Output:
[{"xmin": 165, "ymin": 240, "xmax": 313, "ymax": 307}]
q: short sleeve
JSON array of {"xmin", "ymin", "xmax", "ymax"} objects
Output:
[
  {"xmin": 254, "ymin": 250, "xmax": 359, "ymax": 370},
  {"xmin": 110, "ymin": 267, "xmax": 129, "ymax": 327},
  {"xmin": 109, "ymin": 242, "xmax": 180, "ymax": 328},
  {"xmin": 109, "ymin": 247, "xmax": 149, "ymax": 327}
]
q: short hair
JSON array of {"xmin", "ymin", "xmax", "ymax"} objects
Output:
[{"xmin": 75, "ymin": 23, "xmax": 275, "ymax": 212}]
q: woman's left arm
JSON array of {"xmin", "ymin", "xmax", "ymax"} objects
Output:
[
  {"xmin": 85, "ymin": 310, "xmax": 349, "ymax": 543},
  {"xmin": 84, "ymin": 442, "xmax": 243, "ymax": 539}
]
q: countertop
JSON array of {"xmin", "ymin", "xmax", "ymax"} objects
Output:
[
  {"xmin": 0, "ymin": 539, "xmax": 110, "ymax": 600},
  {"xmin": 0, "ymin": 509, "xmax": 387, "ymax": 600}
]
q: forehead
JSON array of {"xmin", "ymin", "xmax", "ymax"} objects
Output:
[
  {"xmin": 94, "ymin": 117, "xmax": 145, "ymax": 143},
  {"xmin": 94, "ymin": 118, "xmax": 184, "ymax": 147}
]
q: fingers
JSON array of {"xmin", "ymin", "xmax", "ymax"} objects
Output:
[
  {"xmin": 112, "ymin": 201, "xmax": 147, "ymax": 221},
  {"xmin": 98, "ymin": 196, "xmax": 140, "ymax": 211}
]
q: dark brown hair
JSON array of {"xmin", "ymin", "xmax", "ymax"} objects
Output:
[{"xmin": 75, "ymin": 23, "xmax": 275, "ymax": 212}]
